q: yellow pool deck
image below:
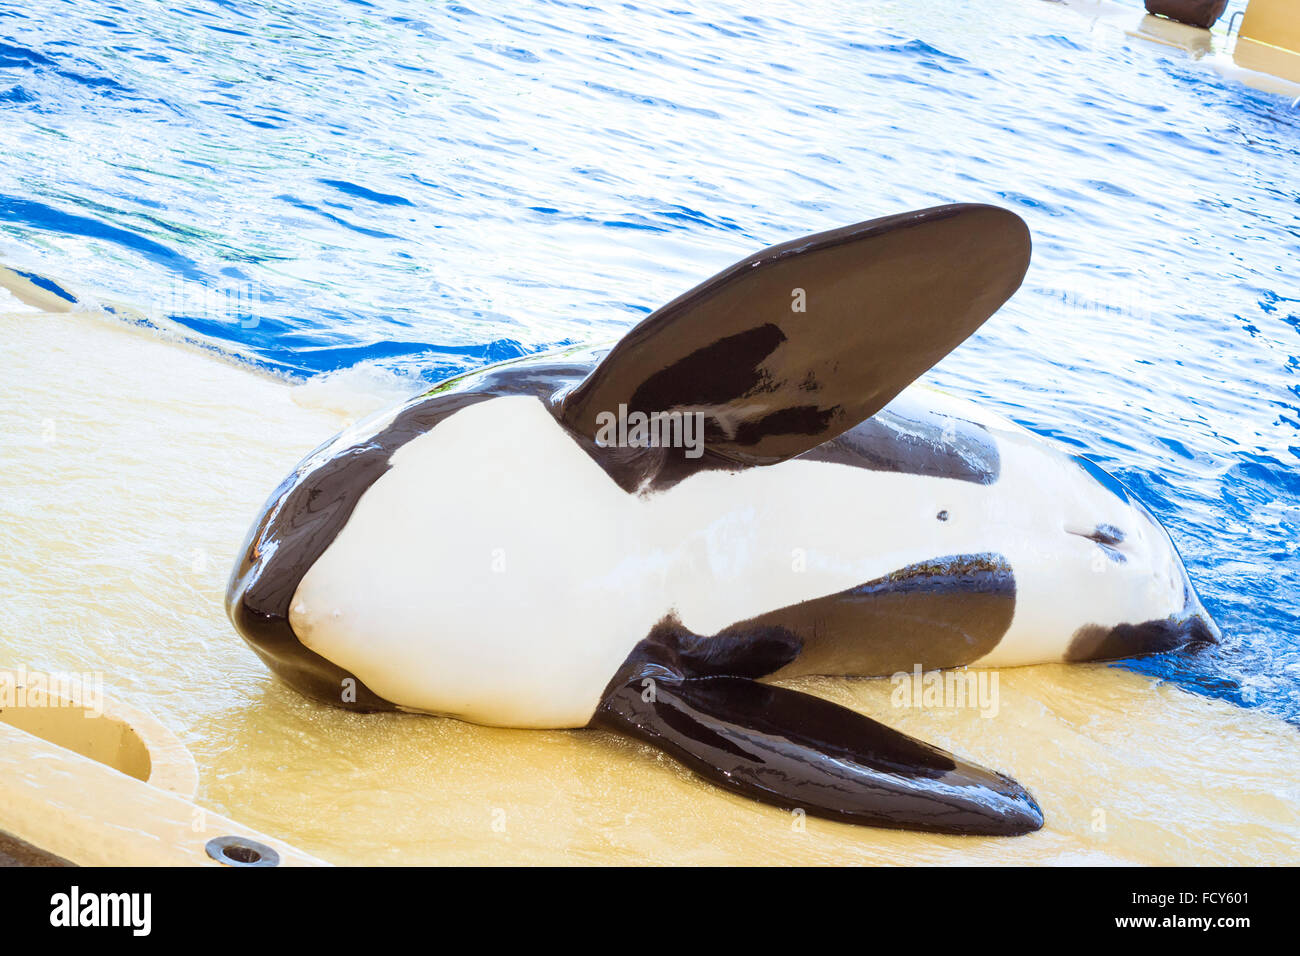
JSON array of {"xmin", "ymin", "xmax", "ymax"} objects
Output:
[{"xmin": 0, "ymin": 264, "xmax": 1297, "ymax": 866}]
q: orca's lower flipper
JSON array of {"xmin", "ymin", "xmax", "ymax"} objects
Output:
[{"xmin": 592, "ymin": 673, "xmax": 1043, "ymax": 836}]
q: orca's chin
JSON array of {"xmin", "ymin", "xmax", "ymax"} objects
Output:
[
  {"xmin": 1181, "ymin": 590, "xmax": 1222, "ymax": 651},
  {"xmin": 1065, "ymin": 586, "xmax": 1221, "ymax": 664}
]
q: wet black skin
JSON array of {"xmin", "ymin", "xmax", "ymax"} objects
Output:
[
  {"xmin": 593, "ymin": 674, "xmax": 1043, "ymax": 836},
  {"xmin": 588, "ymin": 564, "xmax": 1042, "ymax": 837}
]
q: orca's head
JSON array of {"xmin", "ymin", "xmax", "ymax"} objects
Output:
[{"xmin": 1058, "ymin": 455, "xmax": 1220, "ymax": 662}]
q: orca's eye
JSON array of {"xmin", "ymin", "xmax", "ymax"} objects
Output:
[
  {"xmin": 1088, "ymin": 525, "xmax": 1128, "ymax": 564},
  {"xmin": 1086, "ymin": 523, "xmax": 1125, "ymax": 547},
  {"xmin": 1066, "ymin": 523, "xmax": 1128, "ymax": 564}
]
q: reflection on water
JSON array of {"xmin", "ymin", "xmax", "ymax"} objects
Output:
[{"xmin": 0, "ymin": 0, "xmax": 1297, "ymax": 739}]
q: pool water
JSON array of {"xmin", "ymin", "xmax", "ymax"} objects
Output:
[{"xmin": 1, "ymin": 0, "xmax": 1297, "ymax": 735}]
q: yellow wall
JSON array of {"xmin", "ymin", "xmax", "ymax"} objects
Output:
[{"xmin": 1240, "ymin": 0, "xmax": 1300, "ymax": 52}]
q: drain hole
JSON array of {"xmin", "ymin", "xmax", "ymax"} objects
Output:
[
  {"xmin": 224, "ymin": 845, "xmax": 261, "ymax": 864},
  {"xmin": 205, "ymin": 836, "xmax": 281, "ymax": 867}
]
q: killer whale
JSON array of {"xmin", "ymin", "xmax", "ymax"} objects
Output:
[{"xmin": 227, "ymin": 203, "xmax": 1219, "ymax": 836}]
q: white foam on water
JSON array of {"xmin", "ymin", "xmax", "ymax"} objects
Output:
[{"xmin": 290, "ymin": 362, "xmax": 429, "ymax": 426}]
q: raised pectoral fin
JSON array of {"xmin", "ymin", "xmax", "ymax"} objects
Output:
[
  {"xmin": 592, "ymin": 673, "xmax": 1042, "ymax": 836},
  {"xmin": 561, "ymin": 204, "xmax": 1030, "ymax": 464}
]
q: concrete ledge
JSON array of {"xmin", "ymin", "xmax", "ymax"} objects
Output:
[
  {"xmin": 1233, "ymin": 36, "xmax": 1300, "ymax": 85},
  {"xmin": 0, "ymin": 719, "xmax": 327, "ymax": 866},
  {"xmin": 0, "ymin": 668, "xmax": 199, "ymax": 798}
]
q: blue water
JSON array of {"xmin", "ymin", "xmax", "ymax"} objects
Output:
[{"xmin": 1, "ymin": 0, "xmax": 1297, "ymax": 722}]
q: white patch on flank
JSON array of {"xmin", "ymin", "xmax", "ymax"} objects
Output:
[{"xmin": 292, "ymin": 389, "xmax": 1192, "ymax": 728}]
